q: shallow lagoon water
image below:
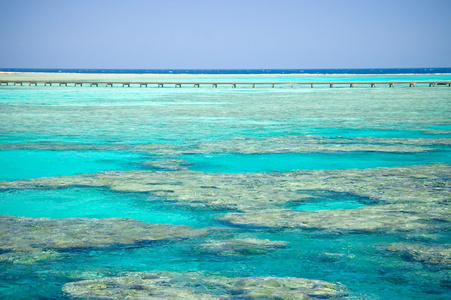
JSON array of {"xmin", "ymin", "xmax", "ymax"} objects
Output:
[
  {"xmin": 0, "ymin": 150, "xmax": 149, "ymax": 180},
  {"xmin": 0, "ymin": 188, "xmax": 216, "ymax": 227},
  {"xmin": 0, "ymin": 73, "xmax": 450, "ymax": 299}
]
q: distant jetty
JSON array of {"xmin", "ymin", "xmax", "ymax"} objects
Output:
[{"xmin": 1, "ymin": 80, "xmax": 450, "ymax": 88}]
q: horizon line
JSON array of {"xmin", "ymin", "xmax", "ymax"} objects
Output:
[{"xmin": 2, "ymin": 67, "xmax": 451, "ymax": 70}]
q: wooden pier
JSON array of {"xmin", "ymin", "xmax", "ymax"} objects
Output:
[{"xmin": 0, "ymin": 80, "xmax": 450, "ymax": 88}]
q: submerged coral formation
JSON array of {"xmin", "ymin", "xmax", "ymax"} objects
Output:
[
  {"xmin": 143, "ymin": 159, "xmax": 193, "ymax": 171},
  {"xmin": 1, "ymin": 162, "xmax": 449, "ymax": 297},
  {"xmin": 0, "ymin": 216, "xmax": 206, "ymax": 257},
  {"xmin": 220, "ymin": 207, "xmax": 434, "ymax": 233},
  {"xmin": 63, "ymin": 271, "xmax": 347, "ymax": 299},
  {"xmin": 1, "ymin": 164, "xmax": 449, "ymax": 235},
  {"xmin": 385, "ymin": 243, "xmax": 451, "ymax": 265},
  {"xmin": 195, "ymin": 238, "xmax": 286, "ymax": 256},
  {"xmin": 1, "ymin": 134, "xmax": 448, "ymax": 155},
  {"xmin": 0, "ymin": 249, "xmax": 64, "ymax": 265}
]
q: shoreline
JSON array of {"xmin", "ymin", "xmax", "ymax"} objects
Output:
[{"xmin": 1, "ymin": 71, "xmax": 451, "ymax": 78}]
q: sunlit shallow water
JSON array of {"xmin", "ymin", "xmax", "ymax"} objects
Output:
[
  {"xmin": 0, "ymin": 188, "xmax": 219, "ymax": 227},
  {"xmin": 0, "ymin": 150, "xmax": 149, "ymax": 180},
  {"xmin": 0, "ymin": 73, "xmax": 450, "ymax": 299}
]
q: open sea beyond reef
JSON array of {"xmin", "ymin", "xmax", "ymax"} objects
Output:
[{"xmin": 0, "ymin": 70, "xmax": 450, "ymax": 299}]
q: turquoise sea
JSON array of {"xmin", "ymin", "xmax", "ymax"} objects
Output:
[{"xmin": 0, "ymin": 71, "xmax": 450, "ymax": 299}]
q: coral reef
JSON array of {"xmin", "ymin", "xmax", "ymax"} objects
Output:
[
  {"xmin": 195, "ymin": 238, "xmax": 286, "ymax": 256},
  {"xmin": 1, "ymin": 134, "xmax": 448, "ymax": 155},
  {"xmin": 1, "ymin": 164, "xmax": 449, "ymax": 235},
  {"xmin": 385, "ymin": 243, "xmax": 451, "ymax": 265},
  {"xmin": 63, "ymin": 271, "xmax": 347, "ymax": 299},
  {"xmin": 0, "ymin": 216, "xmax": 206, "ymax": 262}
]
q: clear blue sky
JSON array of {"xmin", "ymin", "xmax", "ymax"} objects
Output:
[{"xmin": 1, "ymin": 0, "xmax": 450, "ymax": 69}]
